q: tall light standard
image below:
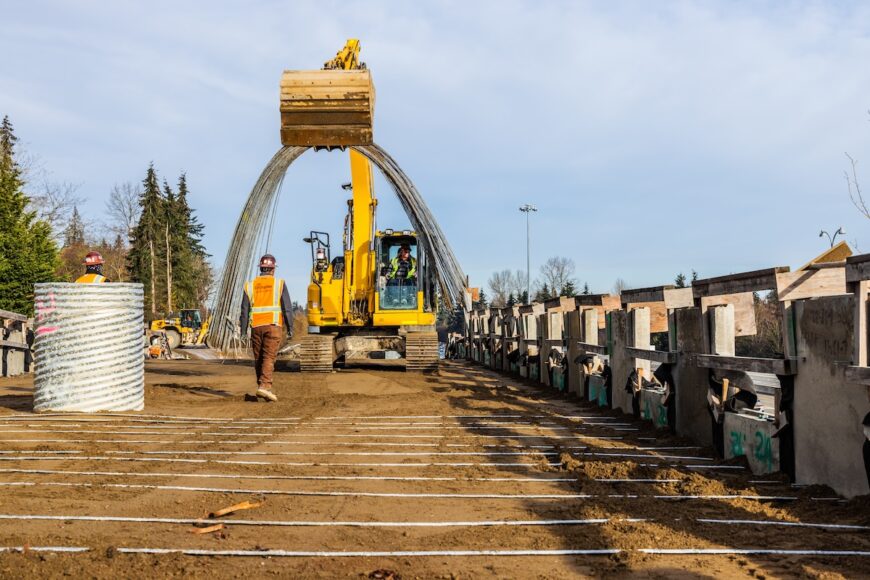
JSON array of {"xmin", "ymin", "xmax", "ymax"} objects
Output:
[
  {"xmin": 819, "ymin": 227, "xmax": 846, "ymax": 248},
  {"xmin": 519, "ymin": 204, "xmax": 537, "ymax": 304}
]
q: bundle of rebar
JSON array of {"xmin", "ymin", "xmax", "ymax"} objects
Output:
[{"xmin": 208, "ymin": 144, "xmax": 465, "ymax": 353}]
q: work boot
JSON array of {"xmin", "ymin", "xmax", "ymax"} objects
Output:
[{"xmin": 256, "ymin": 388, "xmax": 278, "ymax": 402}]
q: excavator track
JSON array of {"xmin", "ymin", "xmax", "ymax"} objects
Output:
[
  {"xmin": 405, "ymin": 332, "xmax": 439, "ymax": 373},
  {"xmin": 300, "ymin": 335, "xmax": 335, "ymax": 373}
]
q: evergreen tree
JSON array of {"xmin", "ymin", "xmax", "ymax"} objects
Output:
[
  {"xmin": 162, "ymin": 180, "xmax": 175, "ymax": 312},
  {"xmin": 519, "ymin": 290, "xmax": 529, "ymax": 305},
  {"xmin": 674, "ymin": 272, "xmax": 687, "ymax": 288},
  {"xmin": 534, "ymin": 283, "xmax": 551, "ymax": 302},
  {"xmin": 127, "ymin": 164, "xmax": 165, "ymax": 316},
  {"xmin": 63, "ymin": 206, "xmax": 85, "ymax": 247},
  {"xmin": 561, "ymin": 280, "xmax": 577, "ymax": 297},
  {"xmin": 0, "ymin": 116, "xmax": 58, "ymax": 315},
  {"xmin": 691, "ymin": 269, "xmax": 699, "ymax": 283},
  {"xmin": 171, "ymin": 173, "xmax": 210, "ymax": 309},
  {"xmin": 506, "ymin": 293, "xmax": 516, "ymax": 307},
  {"xmin": 476, "ymin": 289, "xmax": 488, "ymax": 308},
  {"xmin": 582, "ymin": 282, "xmax": 590, "ymax": 295}
]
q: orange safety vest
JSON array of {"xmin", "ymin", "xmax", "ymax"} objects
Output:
[
  {"xmin": 245, "ymin": 276, "xmax": 285, "ymax": 328},
  {"xmin": 75, "ymin": 273, "xmax": 107, "ymax": 283}
]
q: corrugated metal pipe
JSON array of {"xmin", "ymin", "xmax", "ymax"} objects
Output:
[{"xmin": 32, "ymin": 283, "xmax": 145, "ymax": 412}]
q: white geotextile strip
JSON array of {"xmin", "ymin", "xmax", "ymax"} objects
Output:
[
  {"xmin": 2, "ymin": 547, "xmax": 869, "ymax": 557},
  {"xmin": 0, "ymin": 482, "xmax": 591, "ymax": 499},
  {"xmin": 0, "ymin": 514, "xmax": 864, "ymax": 531},
  {"xmin": 0, "ymin": 457, "xmax": 562, "ymax": 467},
  {"xmin": 118, "ymin": 548, "xmax": 870, "ymax": 557},
  {"xmin": 0, "ymin": 514, "xmax": 645, "ymax": 527},
  {"xmin": 0, "ymin": 481, "xmax": 802, "ymax": 500},
  {"xmin": 0, "ymin": 468, "xmax": 577, "ymax": 482}
]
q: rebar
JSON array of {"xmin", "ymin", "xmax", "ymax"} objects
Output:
[{"xmin": 208, "ymin": 144, "xmax": 465, "ymax": 352}]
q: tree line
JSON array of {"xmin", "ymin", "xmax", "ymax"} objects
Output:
[
  {"xmin": 0, "ymin": 115, "xmax": 211, "ymax": 318},
  {"xmin": 482, "ymin": 256, "xmax": 590, "ymax": 308}
]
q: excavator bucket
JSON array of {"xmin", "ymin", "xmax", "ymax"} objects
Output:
[{"xmin": 279, "ymin": 69, "xmax": 375, "ymax": 147}]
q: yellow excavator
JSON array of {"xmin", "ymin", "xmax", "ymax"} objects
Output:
[{"xmin": 281, "ymin": 40, "xmax": 439, "ymax": 371}]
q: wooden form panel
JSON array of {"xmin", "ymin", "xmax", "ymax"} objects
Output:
[
  {"xmin": 776, "ymin": 266, "xmax": 846, "ymax": 302},
  {"xmin": 0, "ymin": 309, "xmax": 27, "ymax": 323},
  {"xmin": 625, "ymin": 346, "xmax": 677, "ymax": 364},
  {"xmin": 625, "ymin": 302, "xmax": 667, "ymax": 333},
  {"xmin": 700, "ymin": 292, "xmax": 757, "ymax": 336},
  {"xmin": 574, "ymin": 294, "xmax": 620, "ymax": 330},
  {"xmin": 693, "ymin": 267, "xmax": 789, "ymax": 299},
  {"xmin": 576, "ymin": 341, "xmax": 608, "ymax": 355},
  {"xmin": 694, "ymin": 353, "xmax": 797, "ymax": 375},
  {"xmin": 620, "ymin": 286, "xmax": 693, "ymax": 310},
  {"xmin": 280, "ymin": 70, "xmax": 375, "ymax": 146},
  {"xmin": 846, "ymin": 253, "xmax": 870, "ymax": 284}
]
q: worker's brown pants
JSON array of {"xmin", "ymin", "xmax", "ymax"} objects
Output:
[{"xmin": 251, "ymin": 324, "xmax": 282, "ymax": 390}]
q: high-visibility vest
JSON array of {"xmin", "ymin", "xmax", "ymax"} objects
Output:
[
  {"xmin": 76, "ymin": 273, "xmax": 107, "ymax": 283},
  {"xmin": 245, "ymin": 276, "xmax": 285, "ymax": 328},
  {"xmin": 389, "ymin": 256, "xmax": 417, "ymax": 279}
]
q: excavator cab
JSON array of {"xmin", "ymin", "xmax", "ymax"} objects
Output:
[{"xmin": 378, "ymin": 235, "xmax": 419, "ymax": 310}]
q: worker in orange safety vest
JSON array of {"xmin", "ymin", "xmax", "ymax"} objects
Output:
[
  {"xmin": 240, "ymin": 254, "xmax": 293, "ymax": 402},
  {"xmin": 76, "ymin": 251, "xmax": 109, "ymax": 283}
]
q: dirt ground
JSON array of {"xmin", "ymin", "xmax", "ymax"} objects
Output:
[{"xmin": 0, "ymin": 358, "xmax": 868, "ymax": 578}]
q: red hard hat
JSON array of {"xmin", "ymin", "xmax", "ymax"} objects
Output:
[
  {"xmin": 259, "ymin": 254, "xmax": 277, "ymax": 269},
  {"xmin": 83, "ymin": 251, "xmax": 104, "ymax": 266}
]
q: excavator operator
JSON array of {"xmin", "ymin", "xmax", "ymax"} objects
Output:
[
  {"xmin": 76, "ymin": 251, "xmax": 109, "ymax": 283},
  {"xmin": 386, "ymin": 244, "xmax": 417, "ymax": 306}
]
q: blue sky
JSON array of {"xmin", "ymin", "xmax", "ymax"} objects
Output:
[{"xmin": 2, "ymin": 1, "xmax": 869, "ymax": 301}]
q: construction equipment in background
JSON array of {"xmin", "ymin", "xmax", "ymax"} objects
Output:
[
  {"xmin": 149, "ymin": 309, "xmax": 210, "ymax": 350},
  {"xmin": 283, "ymin": 40, "xmax": 438, "ymax": 372}
]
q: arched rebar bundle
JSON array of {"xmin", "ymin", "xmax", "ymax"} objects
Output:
[{"xmin": 208, "ymin": 144, "xmax": 466, "ymax": 352}]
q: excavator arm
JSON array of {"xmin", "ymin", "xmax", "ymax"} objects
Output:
[{"xmin": 323, "ymin": 39, "xmax": 365, "ymax": 71}]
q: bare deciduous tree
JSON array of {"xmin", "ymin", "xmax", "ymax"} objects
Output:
[
  {"xmin": 612, "ymin": 277, "xmax": 627, "ymax": 295},
  {"xmin": 105, "ymin": 182, "xmax": 142, "ymax": 243},
  {"xmin": 539, "ymin": 256, "xmax": 576, "ymax": 296},
  {"xmin": 487, "ymin": 270, "xmax": 513, "ymax": 307},
  {"xmin": 845, "ymin": 152, "xmax": 868, "ymax": 220},
  {"xmin": 29, "ymin": 180, "xmax": 83, "ymax": 239}
]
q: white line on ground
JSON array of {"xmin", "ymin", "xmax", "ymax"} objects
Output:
[
  {"xmin": 2, "ymin": 546, "xmax": 868, "ymax": 558},
  {"xmin": 595, "ymin": 479, "xmax": 680, "ymax": 483},
  {"xmin": 0, "ymin": 514, "xmax": 647, "ymax": 527},
  {"xmin": 696, "ymin": 518, "xmax": 870, "ymax": 531},
  {"xmin": 102, "ymin": 451, "xmax": 559, "ymax": 457},
  {"xmin": 0, "ymin": 481, "xmax": 802, "ymax": 501},
  {"xmin": 638, "ymin": 549, "xmax": 870, "ymax": 556},
  {"xmin": 0, "ymin": 546, "xmax": 89, "ymax": 553},
  {"xmin": 0, "ymin": 457, "xmax": 561, "ymax": 468},
  {"xmin": 117, "ymin": 548, "xmax": 624, "ymax": 557},
  {"xmin": 0, "ymin": 482, "xmax": 592, "ymax": 499},
  {"xmin": 0, "ymin": 468, "xmax": 577, "ymax": 483}
]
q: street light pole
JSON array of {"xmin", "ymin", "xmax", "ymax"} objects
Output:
[
  {"xmin": 819, "ymin": 226, "xmax": 846, "ymax": 248},
  {"xmin": 519, "ymin": 204, "xmax": 537, "ymax": 304}
]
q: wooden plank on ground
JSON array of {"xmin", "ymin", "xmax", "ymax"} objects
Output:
[
  {"xmin": 694, "ymin": 354, "xmax": 797, "ymax": 375},
  {"xmin": 775, "ymin": 267, "xmax": 846, "ymax": 301}
]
